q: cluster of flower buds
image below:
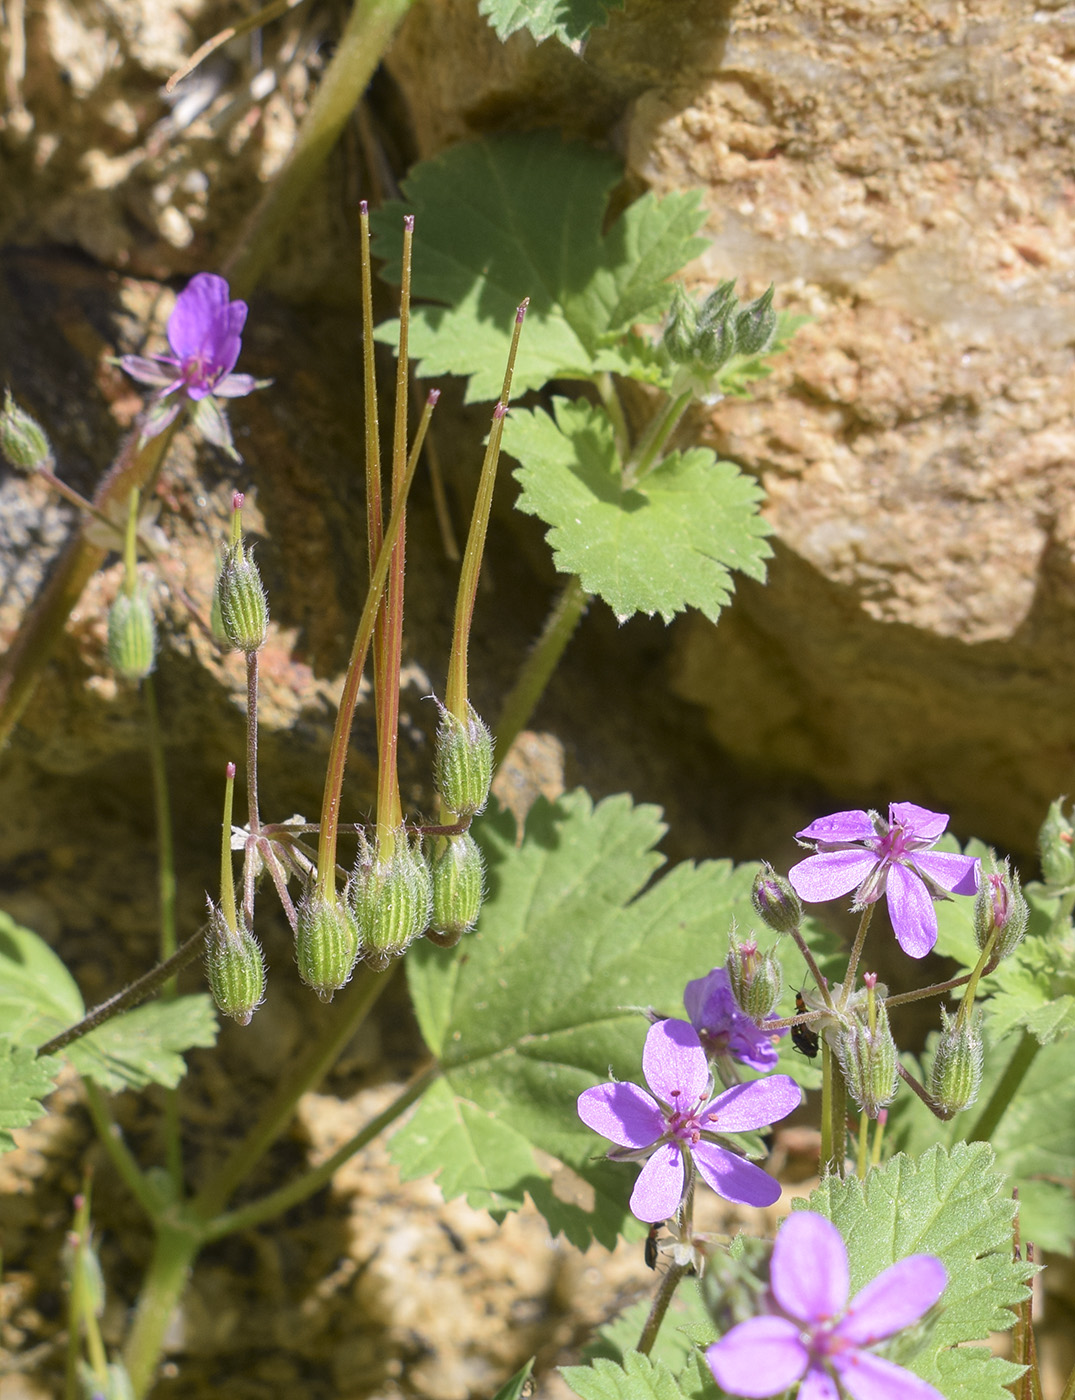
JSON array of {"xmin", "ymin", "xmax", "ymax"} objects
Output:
[
  {"xmin": 662, "ymin": 281, "xmax": 777, "ymax": 395},
  {"xmin": 835, "ymin": 974, "xmax": 898, "ymax": 1119},
  {"xmin": 0, "ymin": 391, "xmax": 53, "ymax": 474}
]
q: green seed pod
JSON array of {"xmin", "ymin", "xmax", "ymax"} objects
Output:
[
  {"xmin": 434, "ymin": 703, "xmax": 494, "ymax": 818},
  {"xmin": 205, "ymin": 902, "xmax": 266, "ymax": 1025},
  {"xmin": 726, "ymin": 932, "xmax": 783, "ymax": 1022},
  {"xmin": 973, "ymin": 857, "xmax": 1028, "ymax": 966},
  {"xmin": 928, "ymin": 1009, "xmax": 983, "ymax": 1119},
  {"xmin": 295, "ymin": 890, "xmax": 359, "ymax": 1001},
  {"xmin": 107, "ymin": 588, "xmax": 157, "ymax": 682},
  {"xmin": 734, "ymin": 284, "xmax": 777, "ymax": 357},
  {"xmin": 428, "ymin": 832, "xmax": 485, "ymax": 947},
  {"xmin": 215, "ymin": 541, "xmax": 268, "ymax": 653},
  {"xmin": 837, "ymin": 997, "xmax": 898, "ymax": 1119},
  {"xmin": 1038, "ymin": 799, "xmax": 1075, "ymax": 888},
  {"xmin": 350, "ymin": 832, "xmax": 432, "ymax": 968},
  {"xmin": 0, "ymin": 390, "xmax": 53, "ymax": 473},
  {"xmin": 751, "ymin": 865, "xmax": 803, "ymax": 935}
]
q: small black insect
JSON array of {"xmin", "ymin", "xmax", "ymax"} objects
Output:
[
  {"xmin": 644, "ymin": 1223, "xmax": 661, "ymax": 1270},
  {"xmin": 791, "ymin": 990, "xmax": 820, "ymax": 1059}
]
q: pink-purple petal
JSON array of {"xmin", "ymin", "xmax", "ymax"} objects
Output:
[
  {"xmin": 796, "ymin": 809, "xmax": 877, "ymax": 844},
  {"xmin": 910, "ymin": 849, "xmax": 980, "ymax": 896},
  {"xmin": 576, "ymin": 1081, "xmax": 662, "ymax": 1149},
  {"xmin": 629, "ymin": 1141, "xmax": 684, "ymax": 1222},
  {"xmin": 788, "ymin": 849, "xmax": 878, "ymax": 903},
  {"xmin": 703, "ymin": 1074, "xmax": 801, "ymax": 1133},
  {"xmin": 706, "ymin": 1317, "xmax": 807, "ymax": 1397},
  {"xmin": 837, "ymin": 1255, "xmax": 947, "ymax": 1346},
  {"xmin": 642, "ymin": 1018, "xmax": 709, "ymax": 1106},
  {"xmin": 798, "ymin": 1367, "xmax": 840, "ymax": 1400},
  {"xmin": 692, "ymin": 1141, "xmax": 781, "ymax": 1208},
  {"xmin": 888, "ymin": 802, "xmax": 949, "ymax": 842},
  {"xmin": 833, "ymin": 1350, "xmax": 944, "ymax": 1400},
  {"xmin": 168, "ymin": 273, "xmax": 232, "ymax": 358},
  {"xmin": 119, "ymin": 353, "xmax": 179, "ymax": 386},
  {"xmin": 213, "ymin": 372, "xmax": 259, "ymax": 398},
  {"xmin": 885, "ymin": 862, "xmax": 939, "ymax": 958},
  {"xmin": 770, "ymin": 1212, "xmax": 849, "ymax": 1324}
]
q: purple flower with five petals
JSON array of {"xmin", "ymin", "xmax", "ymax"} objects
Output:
[
  {"xmin": 707, "ymin": 1210, "xmax": 946, "ymax": 1400},
  {"xmin": 787, "ymin": 803, "xmax": 979, "ymax": 959},
  {"xmin": 576, "ymin": 1019, "xmax": 800, "ymax": 1223},
  {"xmin": 684, "ymin": 967, "xmax": 786, "ymax": 1072},
  {"xmin": 120, "ymin": 273, "xmax": 259, "ymax": 455}
]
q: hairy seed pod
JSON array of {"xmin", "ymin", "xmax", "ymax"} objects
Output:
[
  {"xmin": 107, "ymin": 589, "xmax": 157, "ymax": 682},
  {"xmin": 205, "ymin": 902, "xmax": 266, "ymax": 1025},
  {"xmin": 215, "ymin": 541, "xmax": 268, "ymax": 653},
  {"xmin": 428, "ymin": 832, "xmax": 485, "ymax": 947},
  {"xmin": 295, "ymin": 891, "xmax": 359, "ymax": 1001},
  {"xmin": 350, "ymin": 832, "xmax": 432, "ymax": 968},
  {"xmin": 433, "ymin": 703, "xmax": 494, "ymax": 818}
]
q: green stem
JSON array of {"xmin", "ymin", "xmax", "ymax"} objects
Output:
[
  {"xmin": 314, "ymin": 397, "xmax": 434, "ymax": 894},
  {"xmin": 884, "ymin": 974, "xmax": 972, "ymax": 1008},
  {"xmin": 223, "ymin": 0, "xmax": 416, "ymax": 297},
  {"xmin": 444, "ymin": 304, "xmax": 526, "ymax": 723},
  {"xmin": 192, "ymin": 964, "xmax": 392, "ymax": 1218},
  {"xmin": 636, "ymin": 1260, "xmax": 691, "ymax": 1356},
  {"xmin": 37, "ymin": 924, "xmax": 208, "ymax": 1058},
  {"xmin": 82, "ymin": 1080, "xmax": 160, "ymax": 1220},
  {"xmin": 855, "ymin": 1108, "xmax": 869, "ymax": 1179},
  {"xmin": 787, "ymin": 926, "xmax": 835, "ymax": 1009},
  {"xmin": 143, "ymin": 676, "xmax": 183, "ymax": 1192},
  {"xmin": 202, "ymin": 1061, "xmax": 438, "ymax": 1240},
  {"xmin": 967, "ymin": 1029, "xmax": 1041, "ymax": 1144},
  {"xmin": 0, "ymin": 422, "xmax": 176, "ymax": 751},
  {"xmin": 493, "ymin": 574, "xmax": 590, "ymax": 766},
  {"xmin": 121, "ymin": 1220, "xmax": 204, "ymax": 1399},
  {"xmin": 821, "ymin": 1039, "xmax": 847, "ymax": 1176},
  {"xmin": 621, "ymin": 390, "xmax": 691, "ymax": 489},
  {"xmin": 838, "ymin": 905, "xmax": 874, "ymax": 1012}
]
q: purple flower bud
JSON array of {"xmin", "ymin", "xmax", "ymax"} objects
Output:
[
  {"xmin": 726, "ymin": 933, "xmax": 783, "ymax": 1023},
  {"xmin": 751, "ymin": 865, "xmax": 803, "ymax": 935},
  {"xmin": 973, "ymin": 857, "xmax": 1028, "ymax": 966}
]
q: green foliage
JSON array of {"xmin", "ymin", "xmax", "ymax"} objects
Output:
[
  {"xmin": 370, "ymin": 134, "xmax": 708, "ymax": 402},
  {"xmin": 0, "ymin": 908, "xmax": 217, "ymax": 1105},
  {"xmin": 561, "ymin": 1352, "xmax": 686, "ymax": 1400},
  {"xmin": 0, "ymin": 1042, "xmax": 59, "ymax": 1151},
  {"xmin": 490, "ymin": 1359, "xmax": 534, "ymax": 1400},
  {"xmin": 807, "ymin": 1145, "xmax": 1031, "ymax": 1400},
  {"xmin": 479, "ymin": 0, "xmax": 623, "ymax": 44},
  {"xmin": 396, "ymin": 790, "xmax": 835, "ymax": 1247},
  {"xmin": 585, "ymin": 1278, "xmax": 713, "ymax": 1374},
  {"xmin": 506, "ymin": 399, "xmax": 770, "ymax": 624}
]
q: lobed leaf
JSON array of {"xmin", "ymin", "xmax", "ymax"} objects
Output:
[
  {"xmin": 561, "ymin": 1352, "xmax": 685, "ymax": 1400},
  {"xmin": 398, "ymin": 790, "xmax": 823, "ymax": 1247},
  {"xmin": 505, "ymin": 398, "xmax": 771, "ymax": 623},
  {"xmin": 371, "ymin": 134, "xmax": 707, "ymax": 402}
]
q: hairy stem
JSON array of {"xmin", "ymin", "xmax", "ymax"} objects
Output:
[
  {"xmin": 636, "ymin": 1260, "xmax": 692, "ymax": 1357},
  {"xmin": 122, "ymin": 1220, "xmax": 204, "ymax": 1399},
  {"xmin": 37, "ymin": 925, "xmax": 208, "ymax": 1058}
]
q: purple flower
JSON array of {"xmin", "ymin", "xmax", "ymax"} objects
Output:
[
  {"xmin": 576, "ymin": 1019, "xmax": 800, "ymax": 1223},
  {"xmin": 120, "ymin": 273, "xmax": 259, "ymax": 454},
  {"xmin": 684, "ymin": 968, "xmax": 786, "ymax": 1072},
  {"xmin": 787, "ymin": 803, "xmax": 979, "ymax": 959},
  {"xmin": 707, "ymin": 1211, "xmax": 946, "ymax": 1400}
]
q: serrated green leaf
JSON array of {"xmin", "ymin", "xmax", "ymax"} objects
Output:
[
  {"xmin": 479, "ymin": 0, "xmax": 622, "ymax": 44},
  {"xmin": 562, "ymin": 1352, "xmax": 685, "ymax": 1400},
  {"xmin": 371, "ymin": 134, "xmax": 707, "ymax": 402},
  {"xmin": 66, "ymin": 995, "xmax": 218, "ymax": 1092},
  {"xmin": 0, "ymin": 1041, "xmax": 60, "ymax": 1152},
  {"xmin": 806, "ymin": 1144, "xmax": 1031, "ymax": 1400},
  {"xmin": 892, "ymin": 1030, "xmax": 1075, "ymax": 1253},
  {"xmin": 585, "ymin": 1278, "xmax": 713, "ymax": 1375},
  {"xmin": 505, "ymin": 398, "xmax": 771, "ymax": 623},
  {"xmin": 397, "ymin": 790, "xmax": 817, "ymax": 1248}
]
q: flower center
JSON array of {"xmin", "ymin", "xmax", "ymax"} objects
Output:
[
  {"xmin": 876, "ymin": 818, "xmax": 912, "ymax": 864},
  {"xmin": 663, "ymin": 1089, "xmax": 707, "ymax": 1146}
]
